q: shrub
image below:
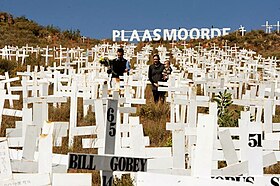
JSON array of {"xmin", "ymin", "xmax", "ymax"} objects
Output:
[
  {"xmin": 0, "ymin": 58, "xmax": 17, "ymax": 74},
  {"xmin": 138, "ymin": 101, "xmax": 169, "ymax": 120},
  {"xmin": 213, "ymin": 89, "xmax": 238, "ymax": 127}
]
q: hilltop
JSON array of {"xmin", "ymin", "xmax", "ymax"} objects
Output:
[
  {"xmin": 1, "ymin": 12, "xmax": 280, "ymax": 185},
  {"xmin": 0, "ymin": 11, "xmax": 280, "ymax": 59},
  {"xmin": 0, "ymin": 12, "xmax": 100, "ymax": 48}
]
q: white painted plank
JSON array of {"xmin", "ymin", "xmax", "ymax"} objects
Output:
[
  {"xmin": 218, "ymin": 129, "xmax": 239, "ymax": 165},
  {"xmin": 192, "ymin": 114, "xmax": 215, "ymax": 177},
  {"xmin": 52, "ymin": 173, "xmax": 92, "ymax": 186},
  {"xmin": 135, "ymin": 172, "xmax": 253, "ymax": 186},
  {"xmin": 0, "ymin": 139, "xmax": 12, "ymax": 180}
]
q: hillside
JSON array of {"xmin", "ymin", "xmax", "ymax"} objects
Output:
[
  {"xmin": 1, "ymin": 12, "xmax": 280, "ymax": 185},
  {"xmin": 171, "ymin": 30, "xmax": 280, "ymax": 59},
  {"xmin": 0, "ymin": 12, "xmax": 100, "ymax": 48},
  {"xmin": 1, "ymin": 11, "xmax": 280, "ymax": 60}
]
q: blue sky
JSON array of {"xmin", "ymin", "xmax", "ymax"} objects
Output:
[{"xmin": 0, "ymin": 0, "xmax": 279, "ymax": 39}]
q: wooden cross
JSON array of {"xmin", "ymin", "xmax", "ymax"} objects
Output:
[
  {"xmin": 239, "ymin": 25, "xmax": 246, "ymax": 36},
  {"xmin": 273, "ymin": 21, "xmax": 280, "ymax": 33},
  {"xmin": 81, "ymin": 36, "xmax": 87, "ymax": 43},
  {"xmin": 262, "ymin": 21, "xmax": 273, "ymax": 33},
  {"xmin": 170, "ymin": 40, "xmax": 176, "ymax": 48},
  {"xmin": 181, "ymin": 41, "xmax": 188, "ymax": 49},
  {"xmin": 41, "ymin": 46, "xmax": 53, "ymax": 66}
]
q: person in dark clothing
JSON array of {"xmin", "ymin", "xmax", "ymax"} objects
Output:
[
  {"xmin": 109, "ymin": 48, "xmax": 129, "ymax": 78},
  {"xmin": 148, "ymin": 54, "xmax": 165, "ymax": 103},
  {"xmin": 108, "ymin": 48, "xmax": 130, "ymax": 88}
]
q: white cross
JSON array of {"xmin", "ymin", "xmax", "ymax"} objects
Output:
[
  {"xmin": 170, "ymin": 40, "xmax": 176, "ymax": 48},
  {"xmin": 181, "ymin": 41, "xmax": 188, "ymax": 49},
  {"xmin": 81, "ymin": 36, "xmax": 87, "ymax": 43},
  {"xmin": 239, "ymin": 25, "xmax": 246, "ymax": 36},
  {"xmin": 262, "ymin": 21, "xmax": 273, "ymax": 33},
  {"xmin": 211, "ymin": 43, "xmax": 219, "ymax": 54},
  {"xmin": 273, "ymin": 21, "xmax": 280, "ymax": 33},
  {"xmin": 41, "ymin": 46, "xmax": 53, "ymax": 66},
  {"xmin": 222, "ymin": 41, "xmax": 230, "ymax": 51},
  {"xmin": 195, "ymin": 42, "xmax": 203, "ymax": 53}
]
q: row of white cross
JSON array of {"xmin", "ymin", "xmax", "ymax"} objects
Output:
[
  {"xmin": 0, "ymin": 43, "xmax": 137, "ymax": 67},
  {"xmin": 0, "ymin": 42, "xmax": 280, "ymax": 185},
  {"xmin": 261, "ymin": 21, "xmax": 280, "ymax": 33}
]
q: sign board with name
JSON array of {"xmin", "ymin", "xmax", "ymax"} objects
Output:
[
  {"xmin": 135, "ymin": 172, "xmax": 252, "ymax": 186},
  {"xmin": 212, "ymin": 175, "xmax": 280, "ymax": 186},
  {"xmin": 102, "ymin": 98, "xmax": 118, "ymax": 186},
  {"xmin": 104, "ymin": 99, "xmax": 118, "ymax": 154},
  {"xmin": 68, "ymin": 153, "xmax": 148, "ymax": 172},
  {"xmin": 112, "ymin": 27, "xmax": 231, "ymax": 42}
]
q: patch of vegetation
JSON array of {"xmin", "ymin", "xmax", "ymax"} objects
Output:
[
  {"xmin": 0, "ymin": 12, "xmax": 100, "ymax": 48},
  {"xmin": 139, "ymin": 101, "xmax": 169, "ymax": 120},
  {"xmin": 213, "ymin": 90, "xmax": 239, "ymax": 127},
  {"xmin": 0, "ymin": 59, "xmax": 17, "ymax": 74},
  {"xmin": 1, "ymin": 11, "xmax": 280, "ymax": 183}
]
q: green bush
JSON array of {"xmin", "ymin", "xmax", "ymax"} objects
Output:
[{"xmin": 213, "ymin": 90, "xmax": 238, "ymax": 127}]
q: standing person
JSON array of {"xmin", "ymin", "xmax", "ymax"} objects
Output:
[
  {"xmin": 148, "ymin": 54, "xmax": 165, "ymax": 103},
  {"xmin": 108, "ymin": 48, "xmax": 130, "ymax": 88},
  {"xmin": 162, "ymin": 60, "xmax": 172, "ymax": 81}
]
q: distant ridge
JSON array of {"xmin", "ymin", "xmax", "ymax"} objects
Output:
[
  {"xmin": 0, "ymin": 12, "xmax": 100, "ymax": 48},
  {"xmin": 0, "ymin": 12, "xmax": 279, "ymax": 58}
]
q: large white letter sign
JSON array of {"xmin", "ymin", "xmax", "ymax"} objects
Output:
[
  {"xmin": 121, "ymin": 30, "xmax": 128, "ymax": 42},
  {"xmin": 200, "ymin": 28, "xmax": 210, "ymax": 39},
  {"xmin": 153, "ymin": 29, "xmax": 161, "ymax": 41},
  {"xmin": 163, "ymin": 29, "xmax": 177, "ymax": 41},
  {"xmin": 189, "ymin": 28, "xmax": 200, "ymax": 39},
  {"xmin": 178, "ymin": 28, "xmax": 188, "ymax": 40},
  {"xmin": 130, "ymin": 30, "xmax": 140, "ymax": 42},
  {"xmin": 112, "ymin": 30, "xmax": 120, "ymax": 41},
  {"xmin": 142, "ymin": 30, "xmax": 152, "ymax": 42}
]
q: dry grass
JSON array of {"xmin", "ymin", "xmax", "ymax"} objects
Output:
[
  {"xmin": 0, "ymin": 25, "xmax": 280, "ymax": 183},
  {"xmin": 265, "ymin": 162, "xmax": 280, "ymax": 174},
  {"xmin": 138, "ymin": 85, "xmax": 171, "ymax": 147}
]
